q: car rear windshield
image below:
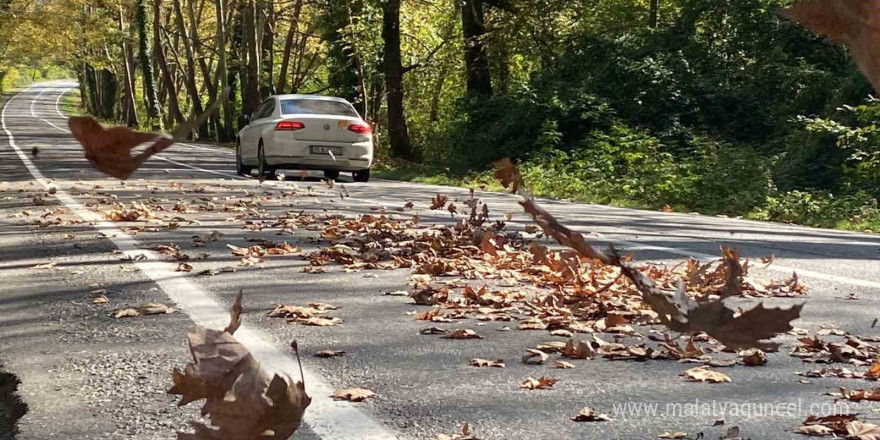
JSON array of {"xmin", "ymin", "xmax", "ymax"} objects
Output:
[{"xmin": 280, "ymin": 99, "xmax": 358, "ymax": 117}]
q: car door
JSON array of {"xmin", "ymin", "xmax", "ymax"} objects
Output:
[{"xmin": 242, "ymin": 99, "xmax": 274, "ymax": 161}]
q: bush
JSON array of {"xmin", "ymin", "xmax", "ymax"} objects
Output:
[{"xmin": 751, "ymin": 190, "xmax": 880, "ymax": 230}]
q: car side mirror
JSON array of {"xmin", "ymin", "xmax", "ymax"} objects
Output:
[{"xmin": 237, "ymin": 114, "xmax": 250, "ymax": 130}]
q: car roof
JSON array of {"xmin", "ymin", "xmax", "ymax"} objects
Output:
[{"xmin": 273, "ymin": 94, "xmax": 351, "ymax": 104}]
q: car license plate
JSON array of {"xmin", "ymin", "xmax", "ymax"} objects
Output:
[{"xmin": 310, "ymin": 146, "xmax": 343, "ymax": 155}]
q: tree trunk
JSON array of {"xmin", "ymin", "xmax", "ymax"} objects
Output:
[
  {"xmin": 97, "ymin": 68, "xmax": 117, "ymax": 120},
  {"xmin": 277, "ymin": 0, "xmax": 302, "ymax": 94},
  {"xmin": 215, "ymin": 0, "xmax": 234, "ymax": 141},
  {"xmin": 242, "ymin": 0, "xmax": 261, "ymax": 116},
  {"xmin": 120, "ymin": 7, "xmax": 139, "ymax": 127},
  {"xmin": 381, "ymin": 0, "xmax": 414, "ymax": 160},
  {"xmin": 172, "ymin": 0, "xmax": 208, "ymax": 137},
  {"xmin": 136, "ymin": 0, "xmax": 161, "ymax": 127},
  {"xmin": 84, "ymin": 64, "xmax": 99, "ymax": 116},
  {"xmin": 261, "ymin": 1, "xmax": 275, "ymax": 95},
  {"xmin": 154, "ymin": 0, "xmax": 185, "ymax": 125},
  {"xmin": 461, "ymin": 0, "xmax": 492, "ymax": 98},
  {"xmin": 649, "ymin": 0, "xmax": 659, "ymax": 28}
]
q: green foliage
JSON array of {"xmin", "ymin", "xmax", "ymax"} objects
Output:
[{"xmin": 751, "ymin": 190, "xmax": 880, "ymax": 231}]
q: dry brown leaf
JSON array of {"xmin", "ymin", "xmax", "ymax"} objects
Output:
[
  {"xmin": 785, "ymin": 0, "xmax": 880, "ymax": 91},
  {"xmin": 741, "ymin": 348, "xmax": 767, "ymax": 366},
  {"xmin": 470, "ymin": 358, "xmax": 505, "ymax": 368},
  {"xmin": 522, "ymin": 348, "xmax": 549, "ymax": 365},
  {"xmin": 554, "ymin": 361, "xmax": 575, "ymax": 369},
  {"xmin": 333, "ymin": 387, "xmax": 376, "ymax": 402},
  {"xmin": 493, "ymin": 158, "xmax": 525, "ymax": 195},
  {"xmin": 681, "ymin": 366, "xmax": 731, "ymax": 383},
  {"xmin": 868, "ymin": 359, "xmax": 880, "ymax": 379},
  {"xmin": 562, "ymin": 339, "xmax": 594, "ymax": 360},
  {"xmin": 799, "ymin": 414, "xmax": 859, "ymax": 436},
  {"xmin": 833, "ymin": 388, "xmax": 880, "ymax": 402},
  {"xmin": 521, "ymin": 376, "xmax": 557, "ymax": 390},
  {"xmin": 315, "ymin": 350, "xmax": 345, "ymax": 358},
  {"xmin": 443, "ymin": 329, "xmax": 483, "ymax": 340},
  {"xmin": 297, "ymin": 317, "xmax": 342, "ymax": 326},
  {"xmin": 168, "ymin": 291, "xmax": 310, "ymax": 440},
  {"xmin": 794, "ymin": 425, "xmax": 835, "ymax": 436},
  {"xmin": 658, "ymin": 433, "xmax": 688, "ymax": 439},
  {"xmin": 847, "ymin": 421, "xmax": 880, "ymax": 440},
  {"xmin": 436, "ymin": 422, "xmax": 481, "ymax": 440},
  {"xmin": 571, "ymin": 407, "xmax": 612, "ymax": 422},
  {"xmin": 430, "ymin": 194, "xmax": 449, "ymax": 210},
  {"xmin": 113, "ymin": 303, "xmax": 176, "ymax": 318}
]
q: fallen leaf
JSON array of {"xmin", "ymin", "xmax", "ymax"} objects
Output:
[
  {"xmin": 681, "ymin": 366, "xmax": 731, "ymax": 383},
  {"xmin": 658, "ymin": 433, "xmax": 688, "ymax": 439},
  {"xmin": 794, "ymin": 424, "xmax": 834, "ymax": 436},
  {"xmin": 554, "ymin": 361, "xmax": 575, "ymax": 369},
  {"xmin": 571, "ymin": 407, "xmax": 612, "ymax": 422},
  {"xmin": 113, "ymin": 303, "xmax": 176, "ymax": 318},
  {"xmin": 443, "ymin": 329, "xmax": 483, "ymax": 340},
  {"xmin": 847, "ymin": 421, "xmax": 880, "ymax": 440},
  {"xmin": 470, "ymin": 358, "xmax": 505, "ymax": 368},
  {"xmin": 315, "ymin": 350, "xmax": 345, "ymax": 358},
  {"xmin": 333, "ymin": 387, "xmax": 376, "ymax": 402},
  {"xmin": 521, "ymin": 376, "xmax": 557, "ymax": 390},
  {"xmin": 522, "ymin": 348, "xmax": 549, "ymax": 365},
  {"xmin": 741, "ymin": 348, "xmax": 767, "ymax": 366}
]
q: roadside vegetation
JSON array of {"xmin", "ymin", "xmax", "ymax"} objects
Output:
[{"xmin": 1, "ymin": 0, "xmax": 878, "ymax": 232}]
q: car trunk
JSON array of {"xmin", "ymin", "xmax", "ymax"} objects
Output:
[{"xmin": 287, "ymin": 115, "xmax": 363, "ymax": 143}]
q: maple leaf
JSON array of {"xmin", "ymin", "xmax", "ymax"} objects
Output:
[
  {"xmin": 785, "ymin": 0, "xmax": 880, "ymax": 91},
  {"xmin": 571, "ymin": 407, "xmax": 612, "ymax": 422},
  {"xmin": 168, "ymin": 291, "xmax": 311, "ymax": 439},
  {"xmin": 333, "ymin": 387, "xmax": 376, "ymax": 402}
]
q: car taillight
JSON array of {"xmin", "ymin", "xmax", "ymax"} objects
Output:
[
  {"xmin": 348, "ymin": 123, "xmax": 372, "ymax": 134},
  {"xmin": 275, "ymin": 120, "xmax": 304, "ymax": 131}
]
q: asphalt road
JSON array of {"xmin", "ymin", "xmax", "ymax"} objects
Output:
[{"xmin": 1, "ymin": 81, "xmax": 879, "ymax": 440}]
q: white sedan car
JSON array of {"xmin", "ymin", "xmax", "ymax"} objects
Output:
[{"xmin": 236, "ymin": 95, "xmax": 374, "ymax": 182}]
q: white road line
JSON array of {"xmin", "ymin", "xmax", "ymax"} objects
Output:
[
  {"xmin": 54, "ymin": 86, "xmax": 73, "ymax": 119},
  {"xmin": 5, "ymin": 84, "xmax": 401, "ymax": 439},
  {"xmin": 31, "ymin": 84, "xmax": 880, "ymax": 292},
  {"xmin": 29, "ymin": 84, "xmax": 71, "ymax": 132}
]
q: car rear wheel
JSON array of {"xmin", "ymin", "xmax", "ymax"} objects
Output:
[
  {"xmin": 352, "ymin": 169, "xmax": 370, "ymax": 183},
  {"xmin": 323, "ymin": 170, "xmax": 340, "ymax": 180},
  {"xmin": 258, "ymin": 142, "xmax": 275, "ymax": 180},
  {"xmin": 236, "ymin": 141, "xmax": 252, "ymax": 176}
]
